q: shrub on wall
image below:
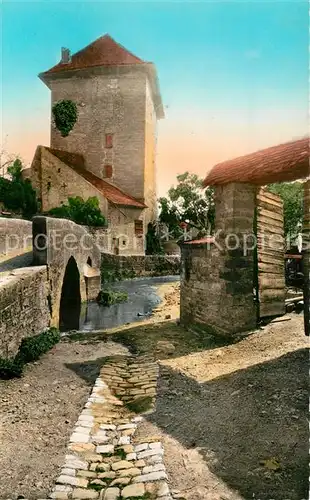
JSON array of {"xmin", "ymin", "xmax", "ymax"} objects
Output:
[
  {"xmin": 48, "ymin": 196, "xmax": 106, "ymax": 227},
  {"xmin": 52, "ymin": 100, "xmax": 78, "ymax": 137},
  {"xmin": 0, "ymin": 328, "xmax": 60, "ymax": 379},
  {"xmin": 0, "ymin": 159, "xmax": 38, "ymax": 218}
]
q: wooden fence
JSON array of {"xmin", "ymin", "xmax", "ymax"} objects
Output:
[{"xmin": 256, "ymin": 188, "xmax": 286, "ymax": 318}]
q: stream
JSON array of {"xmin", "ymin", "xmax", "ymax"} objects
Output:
[{"xmin": 79, "ymin": 275, "xmax": 179, "ymax": 331}]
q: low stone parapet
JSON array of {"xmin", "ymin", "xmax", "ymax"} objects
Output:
[{"xmin": 0, "ymin": 266, "xmax": 50, "ymax": 358}]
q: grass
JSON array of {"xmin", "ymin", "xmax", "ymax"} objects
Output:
[
  {"xmin": 124, "ymin": 395, "xmax": 154, "ymax": 414},
  {"xmin": 126, "ymin": 495, "xmax": 152, "ymax": 500},
  {"xmin": 97, "ymin": 289, "xmax": 128, "ymax": 306},
  {"xmin": 115, "ymin": 447, "xmax": 127, "ymax": 460},
  {"xmin": 0, "ymin": 328, "xmax": 60, "ymax": 379},
  {"xmin": 88, "ymin": 482, "xmax": 105, "ymax": 491}
]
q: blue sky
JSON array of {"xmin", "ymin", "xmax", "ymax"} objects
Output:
[{"xmin": 1, "ymin": 0, "xmax": 308, "ymax": 193}]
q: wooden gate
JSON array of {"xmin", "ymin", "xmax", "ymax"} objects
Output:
[
  {"xmin": 256, "ymin": 188, "xmax": 286, "ymax": 318},
  {"xmin": 303, "ymin": 180, "xmax": 310, "ymax": 335}
]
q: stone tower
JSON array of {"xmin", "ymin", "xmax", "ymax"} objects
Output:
[{"xmin": 39, "ymin": 34, "xmax": 164, "ymax": 224}]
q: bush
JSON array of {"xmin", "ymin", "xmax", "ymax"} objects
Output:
[
  {"xmin": 0, "ymin": 159, "xmax": 38, "ymax": 218},
  {"xmin": 97, "ymin": 289, "xmax": 128, "ymax": 306},
  {"xmin": 49, "ymin": 196, "xmax": 106, "ymax": 227},
  {"xmin": 101, "ymin": 262, "xmax": 136, "ymax": 284},
  {"xmin": 0, "ymin": 358, "xmax": 23, "ymax": 379},
  {"xmin": 52, "ymin": 100, "xmax": 78, "ymax": 137},
  {"xmin": 0, "ymin": 328, "xmax": 60, "ymax": 379},
  {"xmin": 15, "ymin": 327, "xmax": 60, "ymax": 365}
]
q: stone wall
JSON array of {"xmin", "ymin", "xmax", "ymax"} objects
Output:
[
  {"xmin": 0, "ymin": 267, "xmax": 50, "ymax": 358},
  {"xmin": 31, "ymin": 146, "xmax": 109, "ymax": 214},
  {"xmin": 101, "ymin": 253, "xmax": 180, "ymax": 279},
  {"xmin": 0, "ymin": 218, "xmax": 32, "ymax": 258},
  {"xmin": 180, "ymin": 182, "xmax": 257, "ymax": 337}
]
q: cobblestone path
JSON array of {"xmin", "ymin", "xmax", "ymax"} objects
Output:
[{"xmin": 10, "ymin": 354, "xmax": 173, "ymax": 500}]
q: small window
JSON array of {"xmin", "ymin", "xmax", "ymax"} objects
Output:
[
  {"xmin": 103, "ymin": 165, "xmax": 113, "ymax": 178},
  {"xmin": 134, "ymin": 220, "xmax": 143, "ymax": 237},
  {"xmin": 105, "ymin": 134, "xmax": 113, "ymax": 148}
]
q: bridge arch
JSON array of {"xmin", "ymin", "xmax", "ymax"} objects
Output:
[
  {"xmin": 32, "ymin": 216, "xmax": 101, "ymax": 329},
  {"xmin": 59, "ymin": 256, "xmax": 81, "ymax": 331}
]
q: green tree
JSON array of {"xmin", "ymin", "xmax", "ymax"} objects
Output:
[
  {"xmin": 145, "ymin": 222, "xmax": 164, "ymax": 255},
  {"xmin": 268, "ymin": 182, "xmax": 304, "ymax": 240},
  {"xmin": 0, "ymin": 158, "xmax": 38, "ymax": 218},
  {"xmin": 158, "ymin": 172, "xmax": 215, "ymax": 239},
  {"xmin": 49, "ymin": 196, "xmax": 106, "ymax": 227}
]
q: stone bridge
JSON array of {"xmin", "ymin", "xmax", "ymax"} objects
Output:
[{"xmin": 0, "ymin": 216, "xmax": 101, "ymax": 358}]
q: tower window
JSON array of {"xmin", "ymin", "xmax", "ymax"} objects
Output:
[
  {"xmin": 105, "ymin": 134, "xmax": 113, "ymax": 148},
  {"xmin": 134, "ymin": 220, "xmax": 143, "ymax": 237},
  {"xmin": 103, "ymin": 165, "xmax": 113, "ymax": 178}
]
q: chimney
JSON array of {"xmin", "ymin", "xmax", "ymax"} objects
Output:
[{"xmin": 61, "ymin": 47, "xmax": 71, "ymax": 64}]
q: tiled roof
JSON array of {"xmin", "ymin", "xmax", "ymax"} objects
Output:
[
  {"xmin": 204, "ymin": 137, "xmax": 309, "ymax": 187},
  {"xmin": 42, "ymin": 34, "xmax": 144, "ymax": 75},
  {"xmin": 47, "ymin": 148, "xmax": 146, "ymax": 209}
]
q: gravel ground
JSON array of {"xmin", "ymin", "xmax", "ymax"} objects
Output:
[
  {"xmin": 0, "ymin": 339, "xmax": 128, "ymax": 500},
  {"xmin": 0, "ymin": 281, "xmax": 308, "ymax": 500},
  {"xmin": 135, "ymin": 314, "xmax": 309, "ymax": 500}
]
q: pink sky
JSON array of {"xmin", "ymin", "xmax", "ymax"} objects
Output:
[{"xmin": 3, "ymin": 105, "xmax": 307, "ymax": 198}]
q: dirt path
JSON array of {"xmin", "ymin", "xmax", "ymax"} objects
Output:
[
  {"xmin": 134, "ymin": 314, "xmax": 309, "ymax": 500},
  {"xmin": 0, "ymin": 340, "xmax": 128, "ymax": 499},
  {"xmin": 0, "ymin": 281, "xmax": 308, "ymax": 500}
]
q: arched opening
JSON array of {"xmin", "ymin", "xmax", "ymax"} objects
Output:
[
  {"xmin": 59, "ymin": 256, "xmax": 81, "ymax": 331},
  {"xmin": 87, "ymin": 257, "xmax": 92, "ymax": 267}
]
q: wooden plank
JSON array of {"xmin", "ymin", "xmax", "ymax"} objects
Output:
[
  {"xmin": 257, "ymin": 241, "xmax": 285, "ymax": 253},
  {"xmin": 257, "ymin": 226, "xmax": 284, "ymax": 239},
  {"xmin": 257, "ymin": 213, "xmax": 284, "ymax": 229},
  {"xmin": 258, "ymin": 249, "xmax": 285, "ymax": 261},
  {"xmin": 257, "ymin": 208, "xmax": 283, "ymax": 223},
  {"xmin": 260, "ymin": 301, "xmax": 286, "ymax": 318},
  {"xmin": 258, "ymin": 254, "xmax": 285, "ymax": 266},
  {"xmin": 258, "ymin": 189, "xmax": 283, "ymax": 205},
  {"xmin": 257, "ymin": 199, "xmax": 283, "ymax": 214},
  {"xmin": 259, "ymin": 276, "xmax": 286, "ymax": 290},
  {"xmin": 259, "ymin": 288, "xmax": 286, "ymax": 301},
  {"xmin": 258, "ymin": 262, "xmax": 284, "ymax": 274},
  {"xmin": 257, "ymin": 194, "xmax": 283, "ymax": 210},
  {"xmin": 257, "ymin": 217, "xmax": 284, "ymax": 236}
]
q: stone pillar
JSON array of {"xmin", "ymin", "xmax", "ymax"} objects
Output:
[
  {"xmin": 179, "ymin": 183, "xmax": 258, "ymax": 338},
  {"xmin": 213, "ymin": 182, "xmax": 257, "ymax": 333}
]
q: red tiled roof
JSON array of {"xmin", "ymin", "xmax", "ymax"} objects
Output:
[
  {"xmin": 204, "ymin": 137, "xmax": 310, "ymax": 187},
  {"xmin": 42, "ymin": 34, "xmax": 144, "ymax": 75},
  {"xmin": 47, "ymin": 148, "xmax": 146, "ymax": 209}
]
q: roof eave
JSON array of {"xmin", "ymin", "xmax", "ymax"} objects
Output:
[{"xmin": 113, "ymin": 202, "xmax": 147, "ymax": 209}]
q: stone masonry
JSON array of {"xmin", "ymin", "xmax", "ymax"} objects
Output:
[
  {"xmin": 0, "ymin": 266, "xmax": 50, "ymax": 358},
  {"xmin": 48, "ymin": 355, "xmax": 173, "ymax": 500},
  {"xmin": 0, "ymin": 218, "xmax": 32, "ymax": 258},
  {"xmin": 180, "ymin": 183, "xmax": 257, "ymax": 337},
  {"xmin": 36, "ymin": 35, "xmax": 165, "ymax": 241}
]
